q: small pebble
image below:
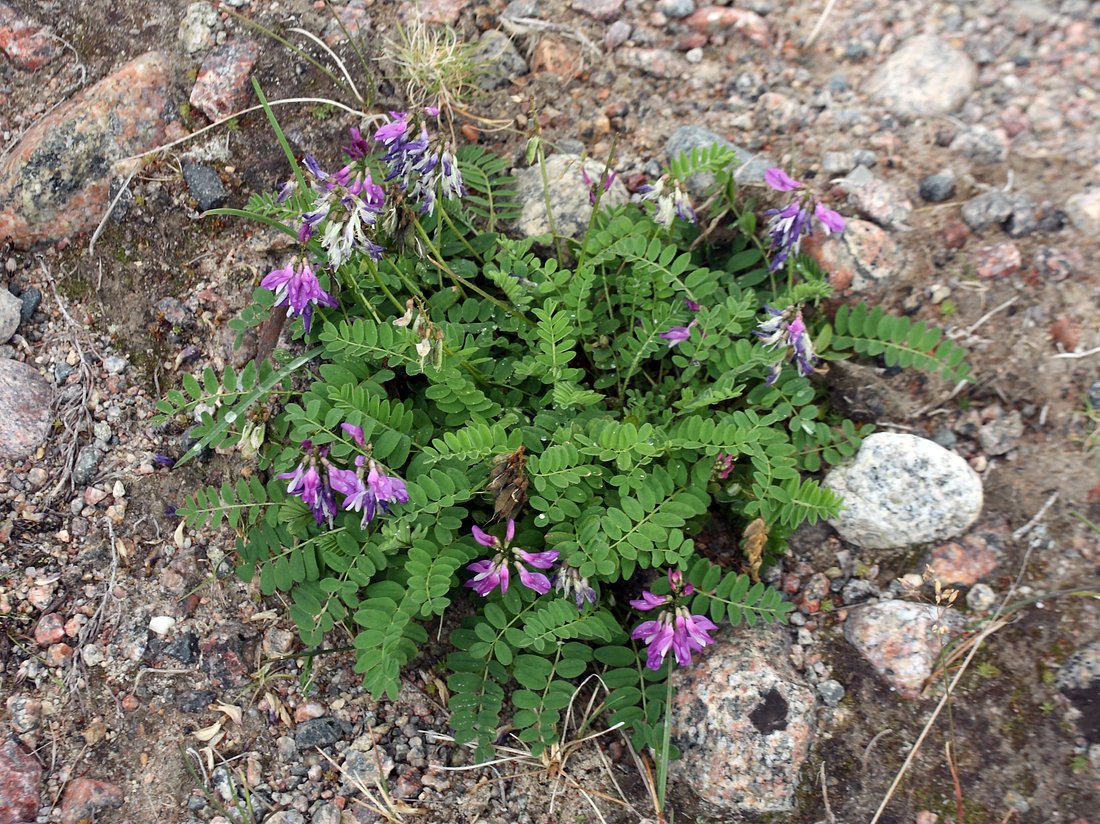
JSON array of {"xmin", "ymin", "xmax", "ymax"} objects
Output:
[
  {"xmin": 919, "ymin": 171, "xmax": 955, "ymax": 202},
  {"xmin": 966, "ymin": 583, "xmax": 996, "ymax": 612},
  {"xmin": 816, "ymin": 679, "xmax": 845, "ymax": 707}
]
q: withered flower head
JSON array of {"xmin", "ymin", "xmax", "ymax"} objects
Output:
[{"xmin": 488, "ymin": 445, "xmax": 528, "ymax": 521}]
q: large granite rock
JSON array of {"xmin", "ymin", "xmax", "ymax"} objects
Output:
[
  {"xmin": 670, "ymin": 624, "xmax": 816, "ymax": 814},
  {"xmin": 824, "ymin": 433, "xmax": 983, "ymax": 549},
  {"xmin": 0, "ymin": 51, "xmax": 172, "ymax": 248},
  {"xmin": 0, "ymin": 359, "xmax": 54, "ymax": 459},
  {"xmin": 865, "ymin": 35, "xmax": 977, "ymax": 118},
  {"xmin": 512, "ymin": 154, "xmax": 629, "ymax": 239}
]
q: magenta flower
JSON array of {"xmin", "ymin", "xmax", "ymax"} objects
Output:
[
  {"xmin": 629, "ymin": 590, "xmax": 669, "ymax": 611},
  {"xmin": 261, "ymin": 259, "xmax": 338, "ymax": 333},
  {"xmin": 279, "ymin": 446, "xmax": 335, "ymax": 525},
  {"xmin": 815, "ymin": 202, "xmax": 846, "ymax": 234},
  {"xmin": 373, "ymin": 112, "xmax": 410, "ymax": 146},
  {"xmin": 764, "ymin": 167, "xmax": 802, "ymax": 192},
  {"xmin": 465, "ymin": 519, "xmax": 559, "ymax": 597},
  {"xmin": 684, "ymin": 298, "xmax": 701, "ymax": 312},
  {"xmin": 660, "ymin": 319, "xmax": 700, "ymax": 348},
  {"xmin": 671, "ymin": 609, "xmax": 718, "ymax": 666},
  {"xmin": 715, "ymin": 453, "xmax": 735, "ymax": 480},
  {"xmin": 635, "ymin": 177, "xmax": 696, "ymax": 227},
  {"xmin": 340, "ymin": 422, "xmax": 365, "ymax": 446},
  {"xmin": 630, "ymin": 569, "xmax": 714, "ymax": 670},
  {"xmin": 632, "ymin": 615, "xmax": 676, "ymax": 670},
  {"xmin": 327, "ymin": 457, "xmax": 408, "ymax": 528}
]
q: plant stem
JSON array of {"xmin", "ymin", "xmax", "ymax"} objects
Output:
[{"xmin": 657, "ymin": 669, "xmax": 674, "ymax": 816}]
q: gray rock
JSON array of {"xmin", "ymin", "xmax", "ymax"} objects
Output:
[
  {"xmin": 821, "ymin": 151, "xmax": 855, "ymax": 175},
  {"xmin": 1089, "ymin": 379, "xmax": 1100, "ymax": 410},
  {"xmin": 965, "ymin": 583, "xmax": 996, "ymax": 613},
  {"xmin": 182, "ymin": 164, "xmax": 227, "ymax": 212},
  {"xmin": 977, "ymin": 411, "xmax": 1024, "ymax": 456},
  {"xmin": 656, "ymin": 0, "xmax": 694, "ymax": 17},
  {"xmin": 1055, "ymin": 643, "xmax": 1100, "ymax": 742},
  {"xmin": 472, "ymin": 31, "xmax": 528, "ymax": 91},
  {"xmin": 1066, "ymin": 188, "xmax": 1100, "ymax": 234},
  {"xmin": 103, "ymin": 355, "xmax": 128, "ymax": 375},
  {"xmin": 851, "ymin": 149, "xmax": 878, "ymax": 168},
  {"xmin": 961, "ymin": 191, "xmax": 1013, "ymax": 232},
  {"xmin": 845, "ymin": 600, "xmax": 964, "ymax": 697},
  {"xmin": 604, "ymin": 19, "xmax": 631, "ymax": 50},
  {"xmin": 1005, "ymin": 194, "xmax": 1038, "ymax": 238},
  {"xmin": 503, "ymin": 0, "xmax": 539, "ymax": 17},
  {"xmin": 178, "ymin": 2, "xmax": 218, "ymax": 54},
  {"xmin": 53, "ymin": 362, "xmax": 73, "ymax": 384},
  {"xmin": 919, "ymin": 171, "xmax": 956, "ymax": 203},
  {"xmin": 311, "ymin": 803, "xmax": 342, "ymax": 824},
  {"xmin": 18, "ymin": 287, "xmax": 40, "ymax": 323},
  {"xmin": 294, "ymin": 717, "xmax": 347, "ymax": 749},
  {"xmin": 72, "ymin": 445, "xmax": 101, "ymax": 485},
  {"xmin": 340, "ymin": 748, "xmax": 394, "ymax": 791},
  {"xmin": 950, "ymin": 126, "xmax": 1009, "ymax": 164},
  {"xmin": 265, "ymin": 813, "xmax": 307, "ymax": 824},
  {"xmin": 816, "ymin": 679, "xmax": 845, "ymax": 707},
  {"xmin": 840, "ymin": 578, "xmax": 880, "ymax": 604},
  {"xmin": 512, "ymin": 154, "xmax": 628, "ymax": 240},
  {"xmin": 0, "ymin": 360, "xmax": 54, "ymax": 459},
  {"xmin": 1056, "ymin": 643, "xmax": 1100, "ymax": 693},
  {"xmin": 0, "ymin": 288, "xmax": 20, "ymax": 342},
  {"xmin": 670, "ymin": 624, "xmax": 816, "ymax": 814},
  {"xmin": 865, "ymin": 35, "xmax": 976, "ymax": 118},
  {"xmin": 570, "ymin": 0, "xmax": 623, "ymax": 20},
  {"xmin": 824, "ymin": 433, "xmax": 983, "ymax": 550},
  {"xmin": 664, "ymin": 125, "xmax": 771, "ymax": 198}
]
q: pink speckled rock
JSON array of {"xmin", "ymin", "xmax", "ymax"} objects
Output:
[
  {"xmin": 0, "ymin": 359, "xmax": 54, "ymax": 459},
  {"xmin": 803, "ymin": 218, "xmax": 904, "ymax": 294},
  {"xmin": 844, "ymin": 600, "xmax": 964, "ymax": 698},
  {"xmin": 670, "ymin": 624, "xmax": 816, "ymax": 814},
  {"xmin": 189, "ymin": 38, "xmax": 261, "ymax": 122},
  {"xmin": 846, "ymin": 178, "xmax": 913, "ymax": 230},
  {"xmin": 0, "ymin": 51, "xmax": 171, "ymax": 248},
  {"xmin": 975, "ymin": 242, "xmax": 1022, "ymax": 279},
  {"xmin": 0, "ymin": 2, "xmax": 60, "ymax": 71},
  {"xmin": 59, "ymin": 779, "xmax": 123, "ymax": 824}
]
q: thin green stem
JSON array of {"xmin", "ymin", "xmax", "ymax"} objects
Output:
[
  {"xmin": 657, "ymin": 670, "xmax": 674, "ymax": 814},
  {"xmin": 439, "ymin": 202, "xmax": 485, "ymax": 264},
  {"xmin": 251, "ymin": 80, "xmax": 307, "ymax": 194},
  {"xmin": 411, "ymin": 219, "xmax": 532, "ymax": 325}
]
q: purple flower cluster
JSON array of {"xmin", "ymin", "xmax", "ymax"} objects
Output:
[
  {"xmin": 635, "ymin": 177, "xmax": 696, "ymax": 228},
  {"xmin": 756, "ymin": 305, "xmax": 817, "ymax": 383},
  {"xmin": 762, "ymin": 167, "xmax": 845, "ymax": 272},
  {"xmin": 298, "ymin": 152, "xmax": 387, "ymax": 268},
  {"xmin": 279, "ymin": 426, "xmax": 408, "ymax": 528},
  {"xmin": 465, "ymin": 518, "xmax": 560, "ymax": 597},
  {"xmin": 630, "ymin": 569, "xmax": 717, "ymax": 670},
  {"xmin": 278, "ymin": 442, "xmax": 336, "ymax": 525},
  {"xmin": 260, "ymin": 258, "xmax": 338, "ymax": 334},
  {"xmin": 374, "ymin": 110, "xmax": 465, "ymax": 217}
]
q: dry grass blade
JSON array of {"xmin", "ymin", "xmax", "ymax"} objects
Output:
[{"xmin": 316, "ymin": 746, "xmax": 421, "ymax": 821}]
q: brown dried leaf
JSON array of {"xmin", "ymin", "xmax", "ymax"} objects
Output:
[{"xmin": 741, "ymin": 518, "xmax": 768, "ymax": 583}]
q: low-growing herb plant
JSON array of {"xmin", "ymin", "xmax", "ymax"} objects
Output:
[{"xmin": 157, "ymin": 92, "xmax": 969, "ymax": 812}]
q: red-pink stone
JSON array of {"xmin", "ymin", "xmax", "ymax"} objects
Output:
[
  {"xmin": 0, "ymin": 740, "xmax": 41, "ymax": 824},
  {"xmin": 975, "ymin": 242, "xmax": 1022, "ymax": 278},
  {"xmin": 189, "ymin": 38, "xmax": 261, "ymax": 122},
  {"xmin": 685, "ymin": 6, "xmax": 769, "ymax": 47},
  {"xmin": 59, "ymin": 779, "xmax": 124, "ymax": 824},
  {"xmin": 803, "ymin": 218, "xmax": 904, "ymax": 294},
  {"xmin": 33, "ymin": 613, "xmax": 65, "ymax": 646},
  {"xmin": 0, "ymin": 3, "xmax": 60, "ymax": 71}
]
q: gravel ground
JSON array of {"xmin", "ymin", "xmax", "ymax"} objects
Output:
[{"xmin": 2, "ymin": 0, "xmax": 1099, "ymax": 822}]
